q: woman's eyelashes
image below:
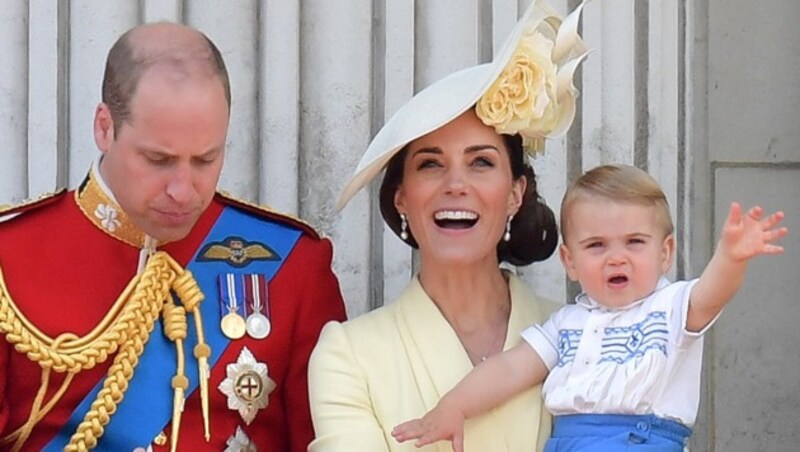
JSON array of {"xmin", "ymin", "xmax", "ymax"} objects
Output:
[
  {"xmin": 414, "ymin": 156, "xmax": 496, "ymax": 172},
  {"xmin": 471, "ymin": 156, "xmax": 495, "ymax": 168},
  {"xmin": 416, "ymin": 158, "xmax": 442, "ymax": 171}
]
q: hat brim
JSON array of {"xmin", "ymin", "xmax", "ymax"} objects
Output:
[{"xmin": 337, "ymin": 0, "xmax": 581, "ymax": 210}]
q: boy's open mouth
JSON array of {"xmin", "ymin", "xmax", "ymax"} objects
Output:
[{"xmin": 608, "ymin": 275, "xmax": 629, "ymax": 285}]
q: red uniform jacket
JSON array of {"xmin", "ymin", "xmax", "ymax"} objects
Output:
[{"xmin": 0, "ymin": 175, "xmax": 346, "ymax": 451}]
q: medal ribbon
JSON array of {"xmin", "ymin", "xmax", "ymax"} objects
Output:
[
  {"xmin": 219, "ymin": 273, "xmax": 245, "ymax": 318},
  {"xmin": 243, "ymin": 274, "xmax": 269, "ymax": 318}
]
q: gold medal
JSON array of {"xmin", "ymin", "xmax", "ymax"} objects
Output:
[
  {"xmin": 221, "ymin": 311, "xmax": 246, "ymax": 339},
  {"xmin": 219, "ymin": 273, "xmax": 247, "ymax": 339}
]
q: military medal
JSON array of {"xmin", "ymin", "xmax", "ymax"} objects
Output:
[
  {"xmin": 219, "ymin": 274, "xmax": 247, "ymax": 339},
  {"xmin": 244, "ymin": 274, "xmax": 271, "ymax": 339},
  {"xmin": 221, "ymin": 311, "xmax": 246, "ymax": 339},
  {"xmin": 224, "ymin": 426, "xmax": 256, "ymax": 452},
  {"xmin": 218, "ymin": 347, "xmax": 276, "ymax": 425}
]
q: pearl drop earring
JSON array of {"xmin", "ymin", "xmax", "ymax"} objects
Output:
[
  {"xmin": 400, "ymin": 213, "xmax": 409, "ymax": 241},
  {"xmin": 504, "ymin": 215, "xmax": 513, "ymax": 242}
]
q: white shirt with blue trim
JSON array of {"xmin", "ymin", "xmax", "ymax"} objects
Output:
[{"xmin": 521, "ymin": 278, "xmax": 715, "ymax": 426}]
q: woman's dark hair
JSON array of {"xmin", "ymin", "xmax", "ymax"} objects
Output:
[{"xmin": 378, "ymin": 133, "xmax": 558, "ymax": 266}]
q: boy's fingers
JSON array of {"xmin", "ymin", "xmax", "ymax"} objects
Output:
[
  {"xmin": 768, "ymin": 226, "xmax": 789, "ymax": 240},
  {"xmin": 764, "ymin": 244, "xmax": 785, "ymax": 255},
  {"xmin": 727, "ymin": 202, "xmax": 742, "ymax": 225},
  {"xmin": 764, "ymin": 211, "xmax": 785, "ymax": 229},
  {"xmin": 415, "ymin": 431, "xmax": 439, "ymax": 447},
  {"xmin": 453, "ymin": 430, "xmax": 465, "ymax": 452},
  {"xmin": 747, "ymin": 205, "xmax": 763, "ymax": 221},
  {"xmin": 392, "ymin": 420, "xmax": 424, "ymax": 442}
]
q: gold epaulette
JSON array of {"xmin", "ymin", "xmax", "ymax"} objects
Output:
[
  {"xmin": 0, "ymin": 189, "xmax": 67, "ymax": 219},
  {"xmin": 215, "ymin": 191, "xmax": 321, "ymax": 240}
]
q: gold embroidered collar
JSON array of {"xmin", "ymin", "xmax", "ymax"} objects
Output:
[{"xmin": 75, "ymin": 161, "xmax": 147, "ymax": 248}]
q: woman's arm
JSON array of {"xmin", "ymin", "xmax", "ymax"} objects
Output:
[
  {"xmin": 392, "ymin": 343, "xmax": 547, "ymax": 452},
  {"xmin": 307, "ymin": 321, "xmax": 391, "ymax": 452}
]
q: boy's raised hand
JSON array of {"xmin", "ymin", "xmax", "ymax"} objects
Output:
[
  {"xmin": 392, "ymin": 402, "xmax": 466, "ymax": 452},
  {"xmin": 720, "ymin": 202, "xmax": 788, "ymax": 261},
  {"xmin": 688, "ymin": 202, "xmax": 789, "ymax": 331}
]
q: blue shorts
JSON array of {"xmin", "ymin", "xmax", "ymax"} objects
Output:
[{"xmin": 544, "ymin": 413, "xmax": 692, "ymax": 451}]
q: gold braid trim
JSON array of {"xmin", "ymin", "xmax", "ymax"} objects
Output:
[{"xmin": 0, "ymin": 251, "xmax": 206, "ymax": 452}]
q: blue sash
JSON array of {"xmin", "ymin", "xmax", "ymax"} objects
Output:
[{"xmin": 45, "ymin": 207, "xmax": 302, "ymax": 451}]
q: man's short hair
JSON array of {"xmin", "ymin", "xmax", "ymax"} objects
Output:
[{"xmin": 101, "ymin": 25, "xmax": 231, "ymax": 134}]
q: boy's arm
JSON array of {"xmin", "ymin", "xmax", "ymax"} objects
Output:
[
  {"xmin": 687, "ymin": 202, "xmax": 788, "ymax": 332},
  {"xmin": 392, "ymin": 343, "xmax": 548, "ymax": 452}
]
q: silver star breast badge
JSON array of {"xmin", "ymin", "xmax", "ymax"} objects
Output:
[
  {"xmin": 218, "ymin": 347, "xmax": 276, "ymax": 425},
  {"xmin": 224, "ymin": 426, "xmax": 257, "ymax": 452}
]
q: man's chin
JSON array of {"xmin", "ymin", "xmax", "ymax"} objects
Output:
[{"xmin": 147, "ymin": 224, "xmax": 195, "ymax": 244}]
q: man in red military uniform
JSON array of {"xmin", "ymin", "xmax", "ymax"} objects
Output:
[{"xmin": 0, "ymin": 22, "xmax": 346, "ymax": 451}]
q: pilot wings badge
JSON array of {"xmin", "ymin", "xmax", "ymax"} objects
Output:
[{"xmin": 198, "ymin": 236, "xmax": 279, "ymax": 267}]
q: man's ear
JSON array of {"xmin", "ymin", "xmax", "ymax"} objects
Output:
[
  {"xmin": 94, "ymin": 103, "xmax": 115, "ymax": 153},
  {"xmin": 661, "ymin": 233, "xmax": 676, "ymax": 274},
  {"xmin": 559, "ymin": 243, "xmax": 579, "ymax": 282}
]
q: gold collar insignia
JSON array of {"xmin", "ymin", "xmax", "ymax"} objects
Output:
[{"xmin": 74, "ymin": 164, "xmax": 146, "ymax": 248}]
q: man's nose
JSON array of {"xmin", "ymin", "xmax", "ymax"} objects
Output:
[{"xmin": 165, "ymin": 165, "xmax": 195, "ymax": 203}]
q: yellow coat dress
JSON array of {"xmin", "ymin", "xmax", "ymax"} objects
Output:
[{"xmin": 308, "ymin": 273, "xmax": 555, "ymax": 451}]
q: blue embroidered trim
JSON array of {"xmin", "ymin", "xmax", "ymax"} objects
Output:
[
  {"xmin": 599, "ymin": 311, "xmax": 668, "ymax": 364},
  {"xmin": 557, "ymin": 329, "xmax": 583, "ymax": 367},
  {"xmin": 555, "ymin": 311, "xmax": 669, "ymax": 368}
]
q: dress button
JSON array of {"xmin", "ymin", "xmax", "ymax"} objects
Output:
[{"xmin": 636, "ymin": 421, "xmax": 648, "ymax": 431}]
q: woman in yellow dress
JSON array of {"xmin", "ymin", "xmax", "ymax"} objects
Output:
[{"xmin": 309, "ymin": 1, "xmax": 589, "ymax": 450}]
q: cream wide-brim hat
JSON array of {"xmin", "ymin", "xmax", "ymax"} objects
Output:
[{"xmin": 337, "ymin": 0, "xmax": 588, "ymax": 210}]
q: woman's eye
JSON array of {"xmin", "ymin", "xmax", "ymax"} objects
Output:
[
  {"xmin": 472, "ymin": 156, "xmax": 495, "ymax": 167},
  {"xmin": 416, "ymin": 159, "xmax": 440, "ymax": 170}
]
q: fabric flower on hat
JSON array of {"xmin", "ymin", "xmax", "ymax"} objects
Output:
[
  {"xmin": 336, "ymin": 1, "xmax": 590, "ymax": 210},
  {"xmin": 476, "ymin": 1, "xmax": 588, "ymax": 155}
]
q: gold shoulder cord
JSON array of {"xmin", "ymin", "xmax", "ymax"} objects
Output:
[{"xmin": 0, "ymin": 251, "xmax": 211, "ymax": 452}]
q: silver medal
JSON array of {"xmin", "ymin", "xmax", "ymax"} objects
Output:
[
  {"xmin": 246, "ymin": 313, "xmax": 271, "ymax": 339},
  {"xmin": 245, "ymin": 274, "xmax": 271, "ymax": 339}
]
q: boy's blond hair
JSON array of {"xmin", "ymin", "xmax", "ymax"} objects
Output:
[{"xmin": 560, "ymin": 164, "xmax": 674, "ymax": 240}]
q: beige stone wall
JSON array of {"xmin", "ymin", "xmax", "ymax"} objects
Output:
[{"xmin": 1, "ymin": 1, "xmax": 797, "ymax": 448}]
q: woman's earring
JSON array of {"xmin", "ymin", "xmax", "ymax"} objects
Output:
[
  {"xmin": 504, "ymin": 215, "xmax": 513, "ymax": 242},
  {"xmin": 400, "ymin": 213, "xmax": 409, "ymax": 241}
]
